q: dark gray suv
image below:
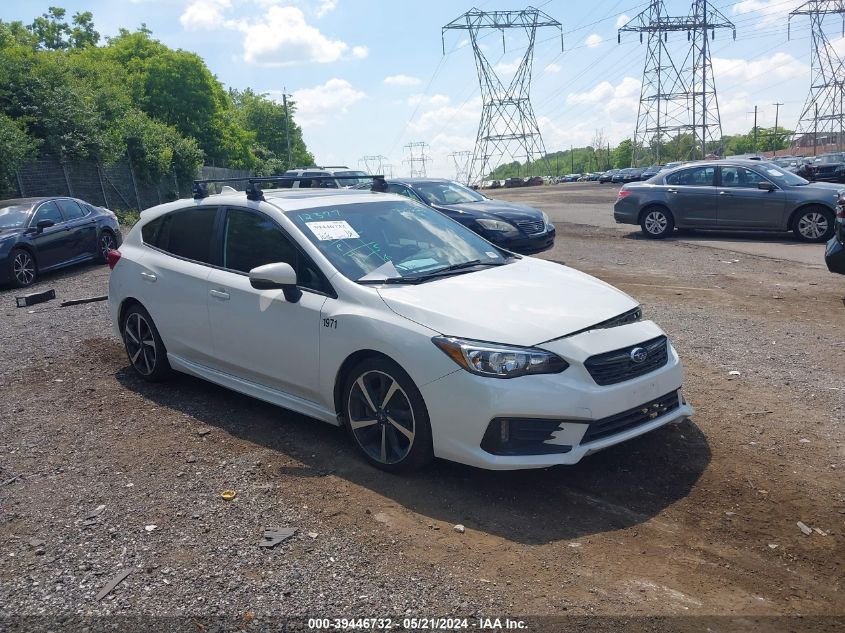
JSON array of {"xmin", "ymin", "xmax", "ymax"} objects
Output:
[{"xmin": 613, "ymin": 159, "xmax": 841, "ymax": 242}]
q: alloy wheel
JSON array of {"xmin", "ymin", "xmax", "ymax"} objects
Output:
[
  {"xmin": 644, "ymin": 211, "xmax": 668, "ymax": 235},
  {"xmin": 797, "ymin": 212, "xmax": 828, "ymax": 240},
  {"xmin": 100, "ymin": 232, "xmax": 116, "ymax": 260},
  {"xmin": 13, "ymin": 251, "xmax": 35, "ymax": 286},
  {"xmin": 347, "ymin": 370, "xmax": 416, "ymax": 465},
  {"xmin": 124, "ymin": 312, "xmax": 157, "ymax": 376}
]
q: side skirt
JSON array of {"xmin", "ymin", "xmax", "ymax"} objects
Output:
[{"xmin": 168, "ymin": 354, "xmax": 339, "ymax": 426}]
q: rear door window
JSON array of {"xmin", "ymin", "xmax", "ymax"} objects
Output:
[
  {"xmin": 665, "ymin": 167, "xmax": 715, "ymax": 187},
  {"xmin": 56, "ymin": 199, "xmax": 85, "ymax": 220},
  {"xmin": 143, "ymin": 207, "xmax": 217, "ymax": 265}
]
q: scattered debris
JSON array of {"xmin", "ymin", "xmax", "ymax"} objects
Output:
[
  {"xmin": 745, "ymin": 410, "xmax": 773, "ymax": 416},
  {"xmin": 197, "ymin": 429, "xmax": 211, "ymax": 436},
  {"xmin": 28, "ymin": 538, "xmax": 45, "ymax": 548},
  {"xmin": 60, "ymin": 295, "xmax": 108, "ymax": 307},
  {"xmin": 185, "ymin": 456, "xmax": 197, "ymax": 463},
  {"xmin": 220, "ymin": 490, "xmax": 236, "ymax": 501},
  {"xmin": 95, "ymin": 568, "xmax": 133, "ymax": 601},
  {"xmin": 813, "ymin": 528, "xmax": 827, "ymax": 537},
  {"xmin": 453, "ymin": 524, "xmax": 465, "ymax": 534},
  {"xmin": 258, "ymin": 527, "xmax": 296, "ymax": 548},
  {"xmin": 307, "ymin": 532, "xmax": 318, "ymax": 539},
  {"xmin": 728, "ymin": 371, "xmax": 741, "ymax": 378},
  {"xmin": 144, "ymin": 525, "xmax": 158, "ymax": 532},
  {"xmin": 567, "ymin": 542, "xmax": 582, "ymax": 548},
  {"xmin": 1, "ymin": 475, "xmax": 20, "ymax": 487},
  {"xmin": 797, "ymin": 521, "xmax": 813, "ymax": 536},
  {"xmin": 85, "ymin": 504, "xmax": 106, "ymax": 520},
  {"xmin": 15, "ymin": 289, "xmax": 56, "ymax": 308},
  {"xmin": 768, "ymin": 544, "xmax": 778, "ymax": 550},
  {"xmin": 799, "ymin": 438, "xmax": 810, "ymax": 444}
]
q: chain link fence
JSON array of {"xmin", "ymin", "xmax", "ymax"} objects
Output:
[{"xmin": 8, "ymin": 156, "xmax": 251, "ymax": 216}]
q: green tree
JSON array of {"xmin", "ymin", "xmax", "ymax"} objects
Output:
[
  {"xmin": 69, "ymin": 11, "xmax": 99, "ymax": 48},
  {"xmin": 0, "ymin": 112, "xmax": 38, "ymax": 194},
  {"xmin": 29, "ymin": 7, "xmax": 70, "ymax": 50},
  {"xmin": 611, "ymin": 139, "xmax": 633, "ymax": 168}
]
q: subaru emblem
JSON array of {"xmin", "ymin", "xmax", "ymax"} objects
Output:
[{"xmin": 630, "ymin": 347, "xmax": 648, "ymax": 363}]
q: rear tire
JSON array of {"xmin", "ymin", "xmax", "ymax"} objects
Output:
[
  {"xmin": 640, "ymin": 207, "xmax": 675, "ymax": 239},
  {"xmin": 121, "ymin": 304, "xmax": 172, "ymax": 382},
  {"xmin": 9, "ymin": 248, "xmax": 37, "ymax": 288},
  {"xmin": 96, "ymin": 230, "xmax": 117, "ymax": 264},
  {"xmin": 341, "ymin": 357, "xmax": 433, "ymax": 473},
  {"xmin": 792, "ymin": 206, "xmax": 835, "ymax": 243}
]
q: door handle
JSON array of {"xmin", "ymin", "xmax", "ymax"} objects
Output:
[
  {"xmin": 667, "ymin": 188, "xmax": 678, "ymax": 194},
  {"xmin": 140, "ymin": 271, "xmax": 157, "ymax": 283},
  {"xmin": 719, "ymin": 191, "xmax": 731, "ymax": 196},
  {"xmin": 209, "ymin": 289, "xmax": 230, "ymax": 300}
]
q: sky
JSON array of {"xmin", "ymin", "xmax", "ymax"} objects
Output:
[{"xmin": 2, "ymin": 0, "xmax": 836, "ymax": 177}]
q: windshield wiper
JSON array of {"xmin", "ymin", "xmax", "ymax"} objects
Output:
[{"xmin": 357, "ymin": 259, "xmax": 508, "ymax": 285}]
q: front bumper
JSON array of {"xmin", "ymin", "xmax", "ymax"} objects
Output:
[
  {"xmin": 484, "ymin": 225, "xmax": 556, "ymax": 254},
  {"xmin": 825, "ymin": 226, "xmax": 845, "ymax": 274},
  {"xmin": 420, "ymin": 321, "xmax": 693, "ymax": 470}
]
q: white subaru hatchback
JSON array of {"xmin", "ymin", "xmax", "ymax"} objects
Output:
[{"xmin": 108, "ymin": 185, "xmax": 693, "ymax": 472}]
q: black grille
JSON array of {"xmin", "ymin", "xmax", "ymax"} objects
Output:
[
  {"xmin": 480, "ymin": 418, "xmax": 573, "ymax": 456},
  {"xmin": 581, "ymin": 391, "xmax": 680, "ymax": 444},
  {"xmin": 515, "ymin": 219, "xmax": 545, "ymax": 235},
  {"xmin": 584, "ymin": 336, "xmax": 668, "ymax": 386}
]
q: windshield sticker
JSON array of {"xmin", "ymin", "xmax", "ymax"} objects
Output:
[
  {"xmin": 306, "ymin": 220, "xmax": 360, "ymax": 241},
  {"xmin": 297, "ymin": 209, "xmax": 341, "ymax": 222},
  {"xmin": 485, "ymin": 251, "xmax": 498, "ymax": 259},
  {"xmin": 766, "ymin": 169, "xmax": 781, "ymax": 176}
]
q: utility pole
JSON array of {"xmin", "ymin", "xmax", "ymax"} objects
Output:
[
  {"xmin": 282, "ymin": 92, "xmax": 293, "ymax": 168},
  {"xmin": 772, "ymin": 102, "xmax": 783, "ymax": 155},
  {"xmin": 359, "ymin": 155, "xmax": 388, "ymax": 174},
  {"xmin": 748, "ymin": 105, "xmax": 758, "ymax": 155},
  {"xmin": 570, "ymin": 145, "xmax": 574, "ymax": 173},
  {"xmin": 448, "ymin": 150, "xmax": 472, "ymax": 184},
  {"xmin": 789, "ymin": 1, "xmax": 845, "ymax": 154},
  {"xmin": 442, "ymin": 8, "xmax": 563, "ymax": 185}
]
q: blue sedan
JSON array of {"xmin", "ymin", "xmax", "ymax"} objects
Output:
[{"xmin": 0, "ymin": 196, "xmax": 122, "ymax": 288}]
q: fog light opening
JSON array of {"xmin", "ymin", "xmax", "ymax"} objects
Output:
[{"xmin": 500, "ymin": 419, "xmax": 510, "ymax": 444}]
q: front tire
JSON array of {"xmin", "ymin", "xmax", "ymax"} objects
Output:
[
  {"xmin": 122, "ymin": 304, "xmax": 172, "ymax": 382},
  {"xmin": 9, "ymin": 248, "xmax": 36, "ymax": 288},
  {"xmin": 342, "ymin": 357, "xmax": 433, "ymax": 473},
  {"xmin": 793, "ymin": 206, "xmax": 835, "ymax": 243},
  {"xmin": 640, "ymin": 207, "xmax": 675, "ymax": 239}
]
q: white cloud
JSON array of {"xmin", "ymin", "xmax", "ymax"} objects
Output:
[
  {"xmin": 384, "ymin": 74, "xmax": 423, "ymax": 87},
  {"xmin": 615, "ymin": 14, "xmax": 630, "ymax": 29},
  {"xmin": 543, "ymin": 63, "xmax": 561, "ymax": 74},
  {"xmin": 585, "ymin": 34, "xmax": 603, "ymax": 48},
  {"xmin": 733, "ymin": 1, "xmax": 803, "ymax": 28},
  {"xmin": 292, "ymin": 78, "xmax": 366, "ymax": 127},
  {"xmin": 316, "ymin": 0, "xmax": 337, "ymax": 18},
  {"xmin": 180, "ymin": 0, "xmax": 231, "ymax": 30},
  {"xmin": 407, "ymin": 93, "xmax": 450, "ymax": 107},
  {"xmin": 568, "ymin": 77, "xmax": 640, "ymax": 107},
  {"xmin": 179, "ymin": 3, "xmax": 366, "ymax": 66},
  {"xmin": 494, "ymin": 57, "xmax": 522, "ymax": 75},
  {"xmin": 711, "ymin": 52, "xmax": 807, "ymax": 84}
]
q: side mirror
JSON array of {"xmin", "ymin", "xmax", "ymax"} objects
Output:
[
  {"xmin": 249, "ymin": 262, "xmax": 301, "ymax": 303},
  {"xmin": 757, "ymin": 181, "xmax": 776, "ymax": 192},
  {"xmin": 32, "ymin": 219, "xmax": 55, "ymax": 233}
]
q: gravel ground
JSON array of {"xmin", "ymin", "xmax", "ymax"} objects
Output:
[{"xmin": 1, "ymin": 213, "xmax": 844, "ymax": 629}]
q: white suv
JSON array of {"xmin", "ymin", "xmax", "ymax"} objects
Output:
[
  {"xmin": 108, "ymin": 185, "xmax": 693, "ymax": 472},
  {"xmin": 282, "ymin": 166, "xmax": 370, "ymax": 189}
]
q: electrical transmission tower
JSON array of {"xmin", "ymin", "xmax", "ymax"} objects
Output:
[
  {"xmin": 619, "ymin": 0, "xmax": 734, "ymax": 164},
  {"xmin": 359, "ymin": 155, "xmax": 388, "ymax": 174},
  {"xmin": 403, "ymin": 142, "xmax": 430, "ymax": 178},
  {"xmin": 449, "ymin": 150, "xmax": 472, "ymax": 184},
  {"xmin": 789, "ymin": 1, "xmax": 845, "ymax": 153},
  {"xmin": 442, "ymin": 8, "xmax": 563, "ymax": 185}
]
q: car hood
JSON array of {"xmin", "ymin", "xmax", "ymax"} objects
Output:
[
  {"xmin": 432, "ymin": 199, "xmax": 542, "ymax": 220},
  {"xmin": 376, "ymin": 258, "xmax": 638, "ymax": 347},
  {"xmin": 0, "ymin": 227, "xmax": 25, "ymax": 240}
]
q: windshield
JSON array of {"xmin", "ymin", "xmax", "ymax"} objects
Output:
[
  {"xmin": 0, "ymin": 202, "xmax": 33, "ymax": 229},
  {"xmin": 815, "ymin": 154, "xmax": 844, "ymax": 164},
  {"xmin": 286, "ymin": 200, "xmax": 508, "ymax": 282},
  {"xmin": 754, "ymin": 164, "xmax": 809, "ymax": 186},
  {"xmin": 412, "ymin": 181, "xmax": 485, "ymax": 205}
]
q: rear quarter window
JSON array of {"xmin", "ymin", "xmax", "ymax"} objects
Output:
[{"xmin": 141, "ymin": 207, "xmax": 217, "ymax": 264}]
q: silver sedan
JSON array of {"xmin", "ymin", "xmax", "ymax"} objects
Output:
[{"xmin": 613, "ymin": 159, "xmax": 841, "ymax": 242}]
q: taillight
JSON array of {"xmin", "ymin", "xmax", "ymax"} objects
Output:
[
  {"xmin": 617, "ymin": 189, "xmax": 632, "ymax": 199},
  {"xmin": 106, "ymin": 249, "xmax": 122, "ymax": 270}
]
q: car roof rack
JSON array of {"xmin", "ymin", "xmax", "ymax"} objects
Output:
[{"xmin": 192, "ymin": 174, "xmax": 384, "ymax": 201}]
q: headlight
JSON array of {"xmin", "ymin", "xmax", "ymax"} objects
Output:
[
  {"xmin": 541, "ymin": 211, "xmax": 549, "ymax": 225},
  {"xmin": 432, "ymin": 336, "xmax": 569, "ymax": 378},
  {"xmin": 475, "ymin": 218, "xmax": 519, "ymax": 235}
]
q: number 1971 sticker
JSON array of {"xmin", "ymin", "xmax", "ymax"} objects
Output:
[{"xmin": 306, "ymin": 220, "xmax": 360, "ymax": 241}]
